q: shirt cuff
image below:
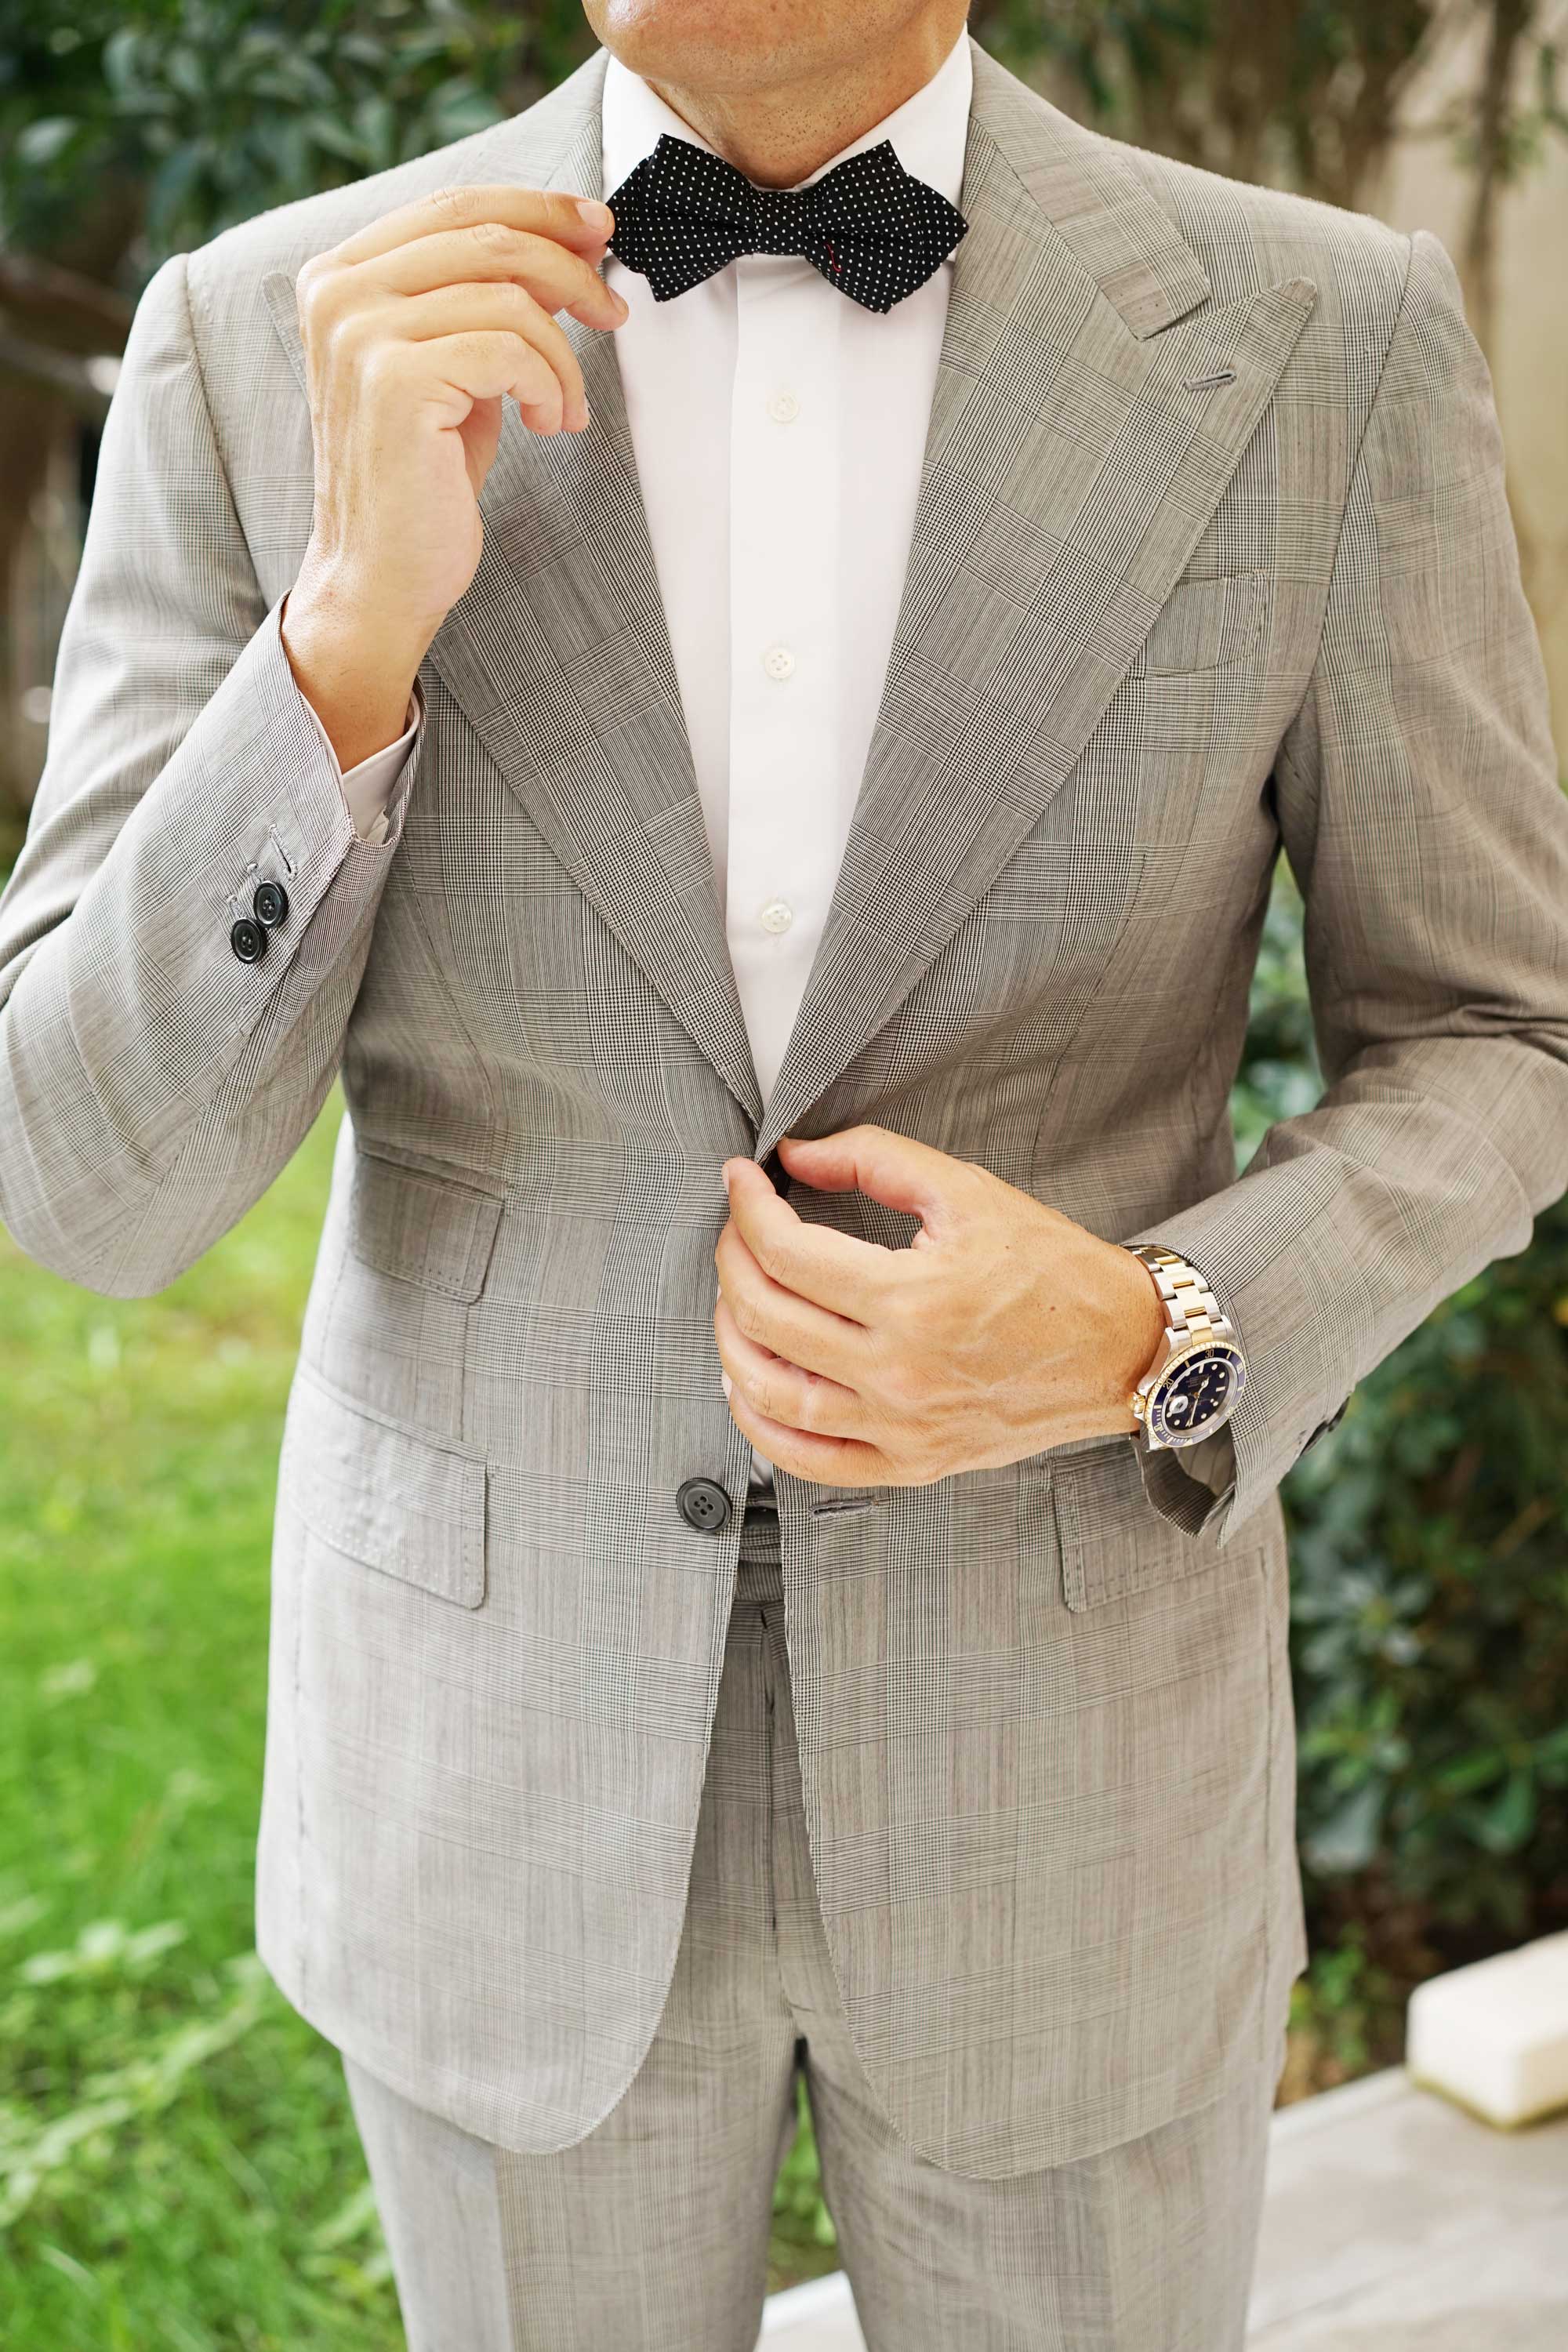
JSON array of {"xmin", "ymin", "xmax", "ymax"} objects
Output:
[{"xmin": 284, "ymin": 629, "xmax": 421, "ymax": 845}]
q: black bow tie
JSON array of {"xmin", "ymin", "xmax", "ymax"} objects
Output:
[{"xmin": 604, "ymin": 132, "xmax": 967, "ymax": 313}]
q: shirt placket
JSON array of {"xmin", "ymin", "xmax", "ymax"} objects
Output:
[{"xmin": 724, "ymin": 256, "xmax": 843, "ymax": 1117}]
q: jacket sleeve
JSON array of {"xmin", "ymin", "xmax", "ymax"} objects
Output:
[
  {"xmin": 1126, "ymin": 227, "xmax": 1568, "ymax": 1545},
  {"xmin": 0, "ymin": 249, "xmax": 427, "ymax": 1296}
]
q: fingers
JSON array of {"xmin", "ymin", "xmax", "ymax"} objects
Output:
[
  {"xmin": 383, "ymin": 328, "xmax": 570, "ymax": 429},
  {"xmin": 329, "ymin": 182, "xmax": 617, "ymax": 270},
  {"xmin": 713, "ymin": 1218, "xmax": 873, "ymax": 1382},
  {"xmin": 353, "ymin": 219, "xmax": 628, "ymax": 333},
  {"xmin": 720, "ymin": 1160, "xmax": 902, "ymax": 1321},
  {"xmin": 295, "ymin": 187, "xmax": 631, "ymax": 452},
  {"xmin": 713, "ymin": 1293, "xmax": 869, "ymax": 1443},
  {"xmin": 374, "ymin": 281, "xmax": 590, "ymax": 430}
]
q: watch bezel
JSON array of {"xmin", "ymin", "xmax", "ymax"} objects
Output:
[{"xmin": 1145, "ymin": 1338, "xmax": 1247, "ymax": 1447}]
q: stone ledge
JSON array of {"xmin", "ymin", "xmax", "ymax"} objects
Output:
[{"xmin": 757, "ymin": 2065, "xmax": 1568, "ymax": 2349}]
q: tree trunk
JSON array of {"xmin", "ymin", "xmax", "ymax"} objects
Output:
[{"xmin": 0, "ymin": 376, "xmax": 61, "ymax": 861}]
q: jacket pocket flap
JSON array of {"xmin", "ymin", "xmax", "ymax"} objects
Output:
[
  {"xmin": 283, "ymin": 1370, "xmax": 486, "ymax": 1607},
  {"xmin": 348, "ymin": 1146, "xmax": 504, "ymax": 1301},
  {"xmin": 1051, "ymin": 1436, "xmax": 1233, "ymax": 1610}
]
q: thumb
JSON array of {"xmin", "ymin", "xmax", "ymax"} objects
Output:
[{"xmin": 775, "ymin": 1124, "xmax": 966, "ymax": 1232}]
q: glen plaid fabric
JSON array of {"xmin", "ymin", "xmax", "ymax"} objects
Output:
[
  {"xmin": 2, "ymin": 37, "xmax": 1566, "ymax": 2178},
  {"xmin": 339, "ymin": 1501, "xmax": 1281, "ymax": 2351},
  {"xmin": 604, "ymin": 130, "xmax": 968, "ymax": 309}
]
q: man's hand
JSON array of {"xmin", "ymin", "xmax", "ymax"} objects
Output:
[
  {"xmin": 713, "ymin": 1124, "xmax": 1167, "ymax": 1486},
  {"xmin": 281, "ymin": 183, "xmax": 629, "ymax": 769}
]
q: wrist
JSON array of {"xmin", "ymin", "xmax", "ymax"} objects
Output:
[
  {"xmin": 1084, "ymin": 1244, "xmax": 1168, "ymax": 1436},
  {"xmin": 281, "ymin": 561, "xmax": 431, "ymax": 774},
  {"xmin": 1119, "ymin": 1244, "xmax": 1170, "ymax": 1390}
]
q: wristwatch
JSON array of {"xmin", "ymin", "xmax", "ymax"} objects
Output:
[{"xmin": 1123, "ymin": 1244, "xmax": 1247, "ymax": 1450}]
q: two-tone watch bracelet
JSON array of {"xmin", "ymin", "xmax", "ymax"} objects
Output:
[{"xmin": 1127, "ymin": 1243, "xmax": 1236, "ymax": 1351}]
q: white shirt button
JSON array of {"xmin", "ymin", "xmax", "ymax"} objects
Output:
[
  {"xmin": 762, "ymin": 644, "xmax": 796, "ymax": 682},
  {"xmin": 767, "ymin": 390, "xmax": 800, "ymax": 425},
  {"xmin": 758, "ymin": 898, "xmax": 793, "ymax": 935}
]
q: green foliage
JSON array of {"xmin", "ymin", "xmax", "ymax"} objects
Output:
[
  {"xmin": 767, "ymin": 2074, "xmax": 842, "ymax": 2295},
  {"xmin": 0, "ymin": 0, "xmax": 595, "ymax": 273},
  {"xmin": 0, "ymin": 1103, "xmax": 401, "ymax": 2344},
  {"xmin": 970, "ymin": 2, "xmax": 1566, "ymax": 245},
  {"xmin": 1284, "ymin": 1925, "xmax": 1403, "ymax": 2090},
  {"xmin": 971, "ymin": 0, "xmax": 1210, "ymax": 120}
]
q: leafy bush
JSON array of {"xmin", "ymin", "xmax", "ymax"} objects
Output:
[{"xmin": 0, "ymin": 0, "xmax": 595, "ymax": 267}]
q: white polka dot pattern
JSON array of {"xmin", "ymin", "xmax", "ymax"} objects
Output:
[{"xmin": 605, "ymin": 132, "xmax": 968, "ymax": 312}]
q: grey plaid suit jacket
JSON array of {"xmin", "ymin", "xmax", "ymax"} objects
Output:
[{"xmin": 3, "ymin": 35, "xmax": 1566, "ymax": 2178}]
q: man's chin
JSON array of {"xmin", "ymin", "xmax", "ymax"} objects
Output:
[{"xmin": 583, "ymin": 0, "xmax": 847, "ymax": 92}]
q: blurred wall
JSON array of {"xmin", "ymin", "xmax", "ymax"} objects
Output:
[{"xmin": 1377, "ymin": 24, "xmax": 1568, "ymax": 758}]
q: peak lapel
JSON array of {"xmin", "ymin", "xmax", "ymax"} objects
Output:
[
  {"xmin": 424, "ymin": 54, "xmax": 765, "ymax": 1129},
  {"xmin": 264, "ymin": 45, "xmax": 764, "ymax": 1133},
  {"xmin": 751, "ymin": 40, "xmax": 1316, "ymax": 1163}
]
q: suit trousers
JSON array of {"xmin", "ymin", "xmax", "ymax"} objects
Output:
[{"xmin": 342, "ymin": 1499, "xmax": 1285, "ymax": 2352}]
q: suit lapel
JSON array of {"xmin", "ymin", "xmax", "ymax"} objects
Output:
[
  {"xmin": 263, "ymin": 42, "xmax": 1316, "ymax": 1159},
  {"xmin": 266, "ymin": 47, "xmax": 766, "ymax": 1131},
  {"xmin": 750, "ymin": 44, "xmax": 1317, "ymax": 1162},
  {"xmin": 417, "ymin": 56, "xmax": 768, "ymax": 1130}
]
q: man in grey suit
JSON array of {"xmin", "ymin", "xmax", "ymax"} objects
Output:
[{"xmin": 3, "ymin": 0, "xmax": 1566, "ymax": 2341}]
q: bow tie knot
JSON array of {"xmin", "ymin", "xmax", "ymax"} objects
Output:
[{"xmin": 606, "ymin": 133, "xmax": 967, "ymax": 313}]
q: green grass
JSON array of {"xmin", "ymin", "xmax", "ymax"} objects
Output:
[{"xmin": 0, "ymin": 1090, "xmax": 838, "ymax": 2344}]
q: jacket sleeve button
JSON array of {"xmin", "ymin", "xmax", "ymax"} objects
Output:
[
  {"xmin": 230, "ymin": 916, "xmax": 268, "ymax": 964},
  {"xmin": 252, "ymin": 879, "xmax": 289, "ymax": 928}
]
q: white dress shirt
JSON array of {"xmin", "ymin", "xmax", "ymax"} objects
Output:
[{"xmin": 292, "ymin": 28, "xmax": 974, "ymax": 1490}]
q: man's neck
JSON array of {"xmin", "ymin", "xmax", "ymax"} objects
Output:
[{"xmin": 641, "ymin": 11, "xmax": 967, "ymax": 189}]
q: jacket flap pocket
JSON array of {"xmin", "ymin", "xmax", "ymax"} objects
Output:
[
  {"xmin": 283, "ymin": 1370, "xmax": 486, "ymax": 1607},
  {"xmin": 1132, "ymin": 569, "xmax": 1267, "ymax": 675},
  {"xmin": 1051, "ymin": 1436, "xmax": 1234, "ymax": 1611},
  {"xmin": 349, "ymin": 1146, "xmax": 503, "ymax": 1301}
]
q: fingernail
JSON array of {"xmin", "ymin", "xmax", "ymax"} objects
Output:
[{"xmin": 576, "ymin": 198, "xmax": 612, "ymax": 230}]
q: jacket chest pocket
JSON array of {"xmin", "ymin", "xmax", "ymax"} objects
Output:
[{"xmin": 1129, "ymin": 568, "xmax": 1269, "ymax": 677}]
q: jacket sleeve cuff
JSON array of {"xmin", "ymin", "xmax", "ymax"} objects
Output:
[{"xmin": 1120, "ymin": 1174, "xmax": 1354, "ymax": 1546}]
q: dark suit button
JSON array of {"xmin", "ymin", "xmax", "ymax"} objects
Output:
[
  {"xmin": 760, "ymin": 1146, "xmax": 786, "ymax": 1192},
  {"xmin": 677, "ymin": 1476, "xmax": 732, "ymax": 1534},
  {"xmin": 230, "ymin": 916, "xmax": 267, "ymax": 964},
  {"xmin": 252, "ymin": 879, "xmax": 289, "ymax": 928}
]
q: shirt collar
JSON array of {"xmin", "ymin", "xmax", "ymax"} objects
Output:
[{"xmin": 601, "ymin": 27, "xmax": 972, "ymax": 212}]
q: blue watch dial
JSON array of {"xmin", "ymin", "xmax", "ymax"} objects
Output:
[{"xmin": 1149, "ymin": 1341, "xmax": 1246, "ymax": 1444}]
